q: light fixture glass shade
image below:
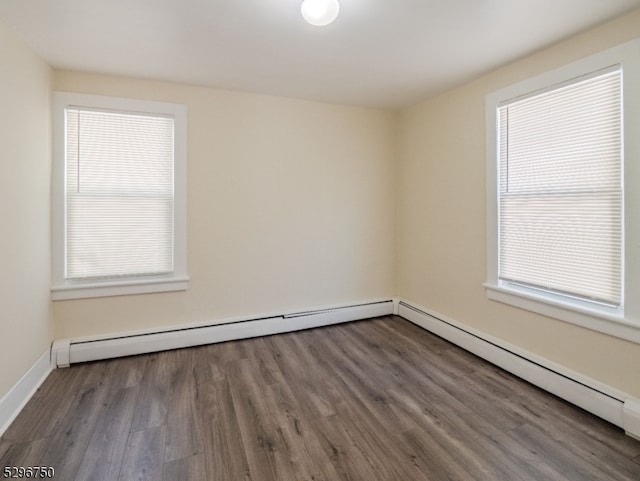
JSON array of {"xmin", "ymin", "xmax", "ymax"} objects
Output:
[{"xmin": 301, "ymin": 0, "xmax": 340, "ymax": 27}]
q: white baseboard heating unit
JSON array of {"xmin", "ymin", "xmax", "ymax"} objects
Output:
[
  {"xmin": 51, "ymin": 299, "xmax": 394, "ymax": 368},
  {"xmin": 397, "ymin": 299, "xmax": 640, "ymax": 440}
]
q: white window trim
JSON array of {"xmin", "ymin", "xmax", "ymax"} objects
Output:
[
  {"xmin": 52, "ymin": 92, "xmax": 189, "ymax": 300},
  {"xmin": 485, "ymin": 38, "xmax": 640, "ymax": 344}
]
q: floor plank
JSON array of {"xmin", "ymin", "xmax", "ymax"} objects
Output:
[
  {"xmin": 162, "ymin": 453, "xmax": 207, "ymax": 481},
  {"xmin": 118, "ymin": 426, "xmax": 165, "ymax": 481},
  {"xmin": 129, "ymin": 352, "xmax": 172, "ymax": 432},
  {"xmin": 1, "ymin": 315, "xmax": 639, "ymax": 481},
  {"xmin": 196, "ymin": 379, "xmax": 253, "ymax": 480},
  {"xmin": 164, "ymin": 348, "xmax": 203, "ymax": 463},
  {"xmin": 73, "ymin": 386, "xmax": 138, "ymax": 481}
]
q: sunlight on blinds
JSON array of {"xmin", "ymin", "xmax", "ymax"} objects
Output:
[
  {"xmin": 65, "ymin": 108, "xmax": 175, "ymax": 280},
  {"xmin": 498, "ymin": 69, "xmax": 622, "ymax": 306}
]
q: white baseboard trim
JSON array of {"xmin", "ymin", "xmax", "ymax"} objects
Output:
[
  {"xmin": 397, "ymin": 299, "xmax": 640, "ymax": 439},
  {"xmin": 52, "ymin": 299, "xmax": 394, "ymax": 368},
  {"xmin": 0, "ymin": 350, "xmax": 53, "ymax": 437}
]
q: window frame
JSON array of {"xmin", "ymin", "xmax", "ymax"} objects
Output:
[
  {"xmin": 52, "ymin": 92, "xmax": 188, "ymax": 300},
  {"xmin": 485, "ymin": 39, "xmax": 640, "ymax": 344}
]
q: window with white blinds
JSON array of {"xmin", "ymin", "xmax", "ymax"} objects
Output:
[
  {"xmin": 65, "ymin": 108, "xmax": 175, "ymax": 280},
  {"xmin": 52, "ymin": 93, "xmax": 188, "ymax": 300},
  {"xmin": 497, "ymin": 69, "xmax": 622, "ymax": 307}
]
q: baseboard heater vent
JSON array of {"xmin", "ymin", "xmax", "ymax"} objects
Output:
[
  {"xmin": 52, "ymin": 299, "xmax": 394, "ymax": 368},
  {"xmin": 397, "ymin": 300, "xmax": 640, "ymax": 440}
]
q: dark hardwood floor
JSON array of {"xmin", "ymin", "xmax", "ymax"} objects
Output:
[{"xmin": 1, "ymin": 316, "xmax": 639, "ymax": 480}]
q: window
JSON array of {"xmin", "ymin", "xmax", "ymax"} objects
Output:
[
  {"xmin": 485, "ymin": 39, "xmax": 640, "ymax": 343},
  {"xmin": 499, "ymin": 69, "xmax": 622, "ymax": 307},
  {"xmin": 52, "ymin": 93, "xmax": 188, "ymax": 300}
]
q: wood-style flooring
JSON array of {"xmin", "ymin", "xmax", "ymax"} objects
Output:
[{"xmin": 1, "ymin": 316, "xmax": 639, "ymax": 480}]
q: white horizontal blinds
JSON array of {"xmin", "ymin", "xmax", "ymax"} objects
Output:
[
  {"xmin": 65, "ymin": 107, "xmax": 175, "ymax": 280},
  {"xmin": 498, "ymin": 68, "xmax": 622, "ymax": 306}
]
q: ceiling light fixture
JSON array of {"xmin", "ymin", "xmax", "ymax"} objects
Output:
[{"xmin": 301, "ymin": 0, "xmax": 340, "ymax": 27}]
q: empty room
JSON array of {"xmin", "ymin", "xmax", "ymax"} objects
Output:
[{"xmin": 1, "ymin": 1, "xmax": 640, "ymax": 479}]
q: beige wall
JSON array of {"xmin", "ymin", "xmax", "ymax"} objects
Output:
[
  {"xmin": 52, "ymin": 72, "xmax": 397, "ymax": 339},
  {"xmin": 397, "ymin": 10, "xmax": 640, "ymax": 397},
  {"xmin": 0, "ymin": 22, "xmax": 53, "ymax": 398}
]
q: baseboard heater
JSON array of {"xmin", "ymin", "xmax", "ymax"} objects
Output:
[
  {"xmin": 51, "ymin": 299, "xmax": 394, "ymax": 368},
  {"xmin": 397, "ymin": 300, "xmax": 640, "ymax": 440}
]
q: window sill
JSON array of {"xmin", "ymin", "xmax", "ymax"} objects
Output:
[
  {"xmin": 51, "ymin": 276, "xmax": 189, "ymax": 301},
  {"xmin": 483, "ymin": 282, "xmax": 640, "ymax": 344}
]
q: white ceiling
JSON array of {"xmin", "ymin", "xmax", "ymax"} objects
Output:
[{"xmin": 1, "ymin": 0, "xmax": 639, "ymax": 109}]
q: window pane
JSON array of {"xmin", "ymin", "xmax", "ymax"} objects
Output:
[
  {"xmin": 498, "ymin": 69, "xmax": 622, "ymax": 306},
  {"xmin": 500, "ymin": 192, "xmax": 622, "ymax": 304},
  {"xmin": 65, "ymin": 108, "xmax": 174, "ymax": 280}
]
